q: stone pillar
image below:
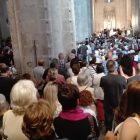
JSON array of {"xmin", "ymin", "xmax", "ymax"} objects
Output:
[
  {"xmin": 0, "ymin": 0, "xmax": 10, "ymax": 39},
  {"xmin": 7, "ymin": 0, "xmax": 76, "ymax": 75}
]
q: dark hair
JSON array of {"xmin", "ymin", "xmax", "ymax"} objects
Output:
[
  {"xmin": 58, "ymin": 84, "xmax": 79, "ymax": 110},
  {"xmin": 50, "ymin": 63, "xmax": 57, "ymax": 69},
  {"xmin": 0, "ymin": 49, "xmax": 3, "ymax": 54},
  {"xmin": 79, "ymin": 90, "xmax": 93, "ymax": 106},
  {"xmin": 89, "ymin": 57, "xmax": 96, "ymax": 65},
  {"xmin": 38, "ymin": 60, "xmax": 45, "ymax": 66},
  {"xmin": 81, "ymin": 60, "xmax": 87, "ymax": 67},
  {"xmin": 114, "ymin": 92, "xmax": 127, "ymax": 125},
  {"xmin": 78, "ymin": 48, "xmax": 82, "ymax": 53},
  {"xmin": 5, "ymin": 49, "xmax": 9, "ymax": 54},
  {"xmin": 120, "ymin": 54, "xmax": 133, "ymax": 76},
  {"xmin": 70, "ymin": 58, "xmax": 78, "ymax": 68},
  {"xmin": 96, "ymin": 64, "xmax": 104, "ymax": 74},
  {"xmin": 22, "ymin": 73, "xmax": 31, "ymax": 80},
  {"xmin": 71, "ymin": 49, "xmax": 76, "ymax": 55},
  {"xmin": 1, "ymin": 64, "xmax": 9, "ymax": 73},
  {"xmin": 72, "ymin": 64, "xmax": 80, "ymax": 75},
  {"xmin": 106, "ymin": 60, "xmax": 116, "ymax": 73},
  {"xmin": 125, "ymin": 81, "xmax": 140, "ymax": 118}
]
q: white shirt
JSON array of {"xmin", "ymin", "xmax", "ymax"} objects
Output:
[
  {"xmin": 93, "ymin": 73, "xmax": 105, "ymax": 100},
  {"xmin": 71, "ymin": 76, "xmax": 79, "ymax": 86}
]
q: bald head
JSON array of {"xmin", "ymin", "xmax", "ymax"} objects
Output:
[
  {"xmin": 107, "ymin": 51, "xmax": 113, "ymax": 60},
  {"xmin": 38, "ymin": 60, "xmax": 45, "ymax": 66},
  {"xmin": 136, "ymin": 63, "xmax": 140, "ymax": 74}
]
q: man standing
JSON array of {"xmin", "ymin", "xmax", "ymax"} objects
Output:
[
  {"xmin": 127, "ymin": 63, "xmax": 140, "ymax": 84},
  {"xmin": 58, "ymin": 53, "xmax": 65, "ymax": 70},
  {"xmin": 79, "ymin": 42, "xmax": 88, "ymax": 60},
  {"xmin": 33, "ymin": 60, "xmax": 45, "ymax": 95},
  {"xmin": 100, "ymin": 60, "xmax": 126, "ymax": 133},
  {"xmin": 0, "ymin": 64, "xmax": 14, "ymax": 103},
  {"xmin": 102, "ymin": 51, "xmax": 118, "ymax": 75}
]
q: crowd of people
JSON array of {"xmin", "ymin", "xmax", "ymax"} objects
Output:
[{"xmin": 0, "ymin": 34, "xmax": 140, "ymax": 140}]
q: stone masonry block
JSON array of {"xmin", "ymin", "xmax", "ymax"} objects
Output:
[
  {"xmin": 35, "ymin": 0, "xmax": 44, "ymax": 7},
  {"xmin": 61, "ymin": 0, "xmax": 69, "ymax": 7},
  {"xmin": 62, "ymin": 20, "xmax": 70, "ymax": 31},
  {"xmin": 61, "ymin": 8, "xmax": 70, "ymax": 19}
]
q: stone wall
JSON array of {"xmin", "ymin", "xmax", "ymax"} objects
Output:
[
  {"xmin": 0, "ymin": 0, "xmax": 10, "ymax": 39},
  {"xmin": 74, "ymin": 0, "xmax": 93, "ymax": 42},
  {"xmin": 7, "ymin": 0, "xmax": 76, "ymax": 75}
]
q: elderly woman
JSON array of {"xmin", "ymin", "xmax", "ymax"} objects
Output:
[
  {"xmin": 2, "ymin": 80, "xmax": 38, "ymax": 140},
  {"xmin": 77, "ymin": 73, "xmax": 97, "ymax": 114},
  {"xmin": 22, "ymin": 100, "xmax": 68, "ymax": 140},
  {"xmin": 71, "ymin": 64, "xmax": 80, "ymax": 86},
  {"xmin": 44, "ymin": 82, "xmax": 61, "ymax": 118}
]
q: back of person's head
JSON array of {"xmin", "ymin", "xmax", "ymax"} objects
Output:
[
  {"xmin": 22, "ymin": 73, "xmax": 31, "ymax": 80},
  {"xmin": 58, "ymin": 84, "xmax": 79, "ymax": 110},
  {"xmin": 10, "ymin": 80, "xmax": 38, "ymax": 115},
  {"xmin": 22, "ymin": 100, "xmax": 54, "ymax": 140},
  {"xmin": 70, "ymin": 58, "xmax": 78, "ymax": 68},
  {"xmin": 51, "ymin": 58, "xmax": 58, "ymax": 67},
  {"xmin": 79, "ymin": 90, "xmax": 93, "ymax": 107},
  {"xmin": 58, "ymin": 53, "xmax": 64, "ymax": 60},
  {"xmin": 136, "ymin": 63, "xmax": 140, "ymax": 74},
  {"xmin": 38, "ymin": 60, "xmax": 45, "ymax": 66},
  {"xmin": 72, "ymin": 64, "xmax": 80, "ymax": 75},
  {"xmin": 69, "ymin": 53, "xmax": 75, "ymax": 61},
  {"xmin": 5, "ymin": 49, "xmax": 9, "ymax": 54},
  {"xmin": 81, "ymin": 60, "xmax": 88, "ymax": 67},
  {"xmin": 91, "ymin": 56, "xmax": 96, "ymax": 64},
  {"xmin": 106, "ymin": 60, "xmax": 116, "ymax": 73},
  {"xmin": 44, "ymin": 82, "xmax": 58, "ymax": 114},
  {"xmin": 125, "ymin": 81, "xmax": 140, "ymax": 118},
  {"xmin": 48, "ymin": 68, "xmax": 58, "ymax": 81},
  {"xmin": 78, "ymin": 54, "xmax": 83, "ymax": 61},
  {"xmin": 107, "ymin": 51, "xmax": 113, "ymax": 59},
  {"xmin": 0, "ymin": 64, "xmax": 9, "ymax": 74},
  {"xmin": 114, "ymin": 92, "xmax": 127, "ymax": 125},
  {"xmin": 120, "ymin": 54, "xmax": 133, "ymax": 69},
  {"xmin": 71, "ymin": 49, "xmax": 76, "ymax": 55},
  {"xmin": 85, "ymin": 41, "xmax": 89, "ymax": 45},
  {"xmin": 96, "ymin": 64, "xmax": 104, "ymax": 74},
  {"xmin": 50, "ymin": 62, "xmax": 57, "ymax": 69},
  {"xmin": 0, "ymin": 100, "xmax": 9, "ymax": 115},
  {"xmin": 77, "ymin": 73, "xmax": 88, "ymax": 86}
]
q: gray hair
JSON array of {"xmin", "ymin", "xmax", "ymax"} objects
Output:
[
  {"xmin": 106, "ymin": 60, "xmax": 116, "ymax": 73},
  {"xmin": 78, "ymin": 54, "xmax": 83, "ymax": 61},
  {"xmin": 58, "ymin": 53, "xmax": 64, "ymax": 59},
  {"xmin": 0, "ymin": 100, "xmax": 9, "ymax": 114},
  {"xmin": 77, "ymin": 73, "xmax": 88, "ymax": 86}
]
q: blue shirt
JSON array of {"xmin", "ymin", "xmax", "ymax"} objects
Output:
[{"xmin": 102, "ymin": 59, "xmax": 118, "ymax": 75}]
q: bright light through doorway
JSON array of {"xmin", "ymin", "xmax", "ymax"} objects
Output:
[{"xmin": 108, "ymin": 0, "xmax": 111, "ymax": 2}]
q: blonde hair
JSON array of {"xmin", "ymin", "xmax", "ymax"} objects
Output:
[
  {"xmin": 10, "ymin": 80, "xmax": 38, "ymax": 115},
  {"xmin": 48, "ymin": 68, "xmax": 58, "ymax": 81},
  {"xmin": 44, "ymin": 82, "xmax": 58, "ymax": 115}
]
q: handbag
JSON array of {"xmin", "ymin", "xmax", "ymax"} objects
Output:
[{"xmin": 87, "ymin": 115, "xmax": 98, "ymax": 140}]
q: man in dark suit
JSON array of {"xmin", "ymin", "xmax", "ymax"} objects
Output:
[
  {"xmin": 79, "ymin": 42, "xmax": 88, "ymax": 59},
  {"xmin": 127, "ymin": 63, "xmax": 140, "ymax": 84}
]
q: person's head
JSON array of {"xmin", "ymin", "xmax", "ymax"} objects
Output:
[
  {"xmin": 51, "ymin": 58, "xmax": 58, "ymax": 68},
  {"xmin": 10, "ymin": 80, "xmax": 38, "ymax": 115},
  {"xmin": 136, "ymin": 63, "xmax": 140, "ymax": 74},
  {"xmin": 114, "ymin": 92, "xmax": 127, "ymax": 125},
  {"xmin": 120, "ymin": 54, "xmax": 133, "ymax": 69},
  {"xmin": 0, "ymin": 94, "xmax": 6, "ymax": 102},
  {"xmin": 82, "ymin": 60, "xmax": 88, "ymax": 67},
  {"xmin": 125, "ymin": 81, "xmax": 140, "ymax": 118},
  {"xmin": 77, "ymin": 73, "xmax": 88, "ymax": 86},
  {"xmin": 58, "ymin": 84, "xmax": 79, "ymax": 110},
  {"xmin": 107, "ymin": 51, "xmax": 113, "ymax": 59},
  {"xmin": 70, "ymin": 58, "xmax": 78, "ymax": 68},
  {"xmin": 0, "ymin": 49, "xmax": 3, "ymax": 54},
  {"xmin": 48, "ymin": 68, "xmax": 58, "ymax": 81},
  {"xmin": 22, "ymin": 100, "xmax": 55, "ymax": 140},
  {"xmin": 79, "ymin": 90, "xmax": 93, "ymax": 107},
  {"xmin": 1, "ymin": 64, "xmax": 9, "ymax": 76},
  {"xmin": 96, "ymin": 64, "xmax": 104, "ymax": 74},
  {"xmin": 5, "ymin": 49, "xmax": 9, "ymax": 54},
  {"xmin": 22, "ymin": 73, "xmax": 31, "ymax": 80},
  {"xmin": 91, "ymin": 56, "xmax": 96, "ymax": 64},
  {"xmin": 38, "ymin": 60, "xmax": 45, "ymax": 67},
  {"xmin": 0, "ymin": 100, "xmax": 9, "ymax": 115},
  {"xmin": 78, "ymin": 54, "xmax": 83, "ymax": 61},
  {"xmin": 58, "ymin": 53, "xmax": 64, "ymax": 60},
  {"xmin": 71, "ymin": 49, "xmax": 76, "ymax": 55},
  {"xmin": 44, "ymin": 82, "xmax": 58, "ymax": 115},
  {"xmin": 106, "ymin": 60, "xmax": 116, "ymax": 73},
  {"xmin": 69, "ymin": 53, "xmax": 75, "ymax": 61},
  {"xmin": 78, "ymin": 48, "xmax": 82, "ymax": 53},
  {"xmin": 72, "ymin": 64, "xmax": 80, "ymax": 75}
]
